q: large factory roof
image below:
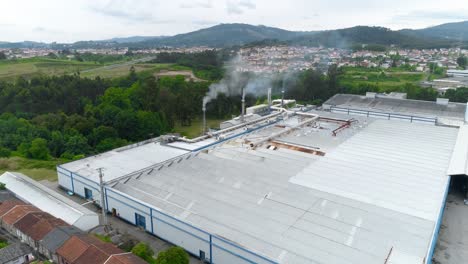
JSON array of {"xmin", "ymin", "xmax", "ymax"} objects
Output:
[
  {"xmin": 324, "ymin": 94, "xmax": 467, "ymax": 122},
  {"xmin": 112, "ymin": 115, "xmax": 459, "ymax": 264},
  {"xmin": 60, "ymin": 141, "xmax": 189, "ymax": 183}
]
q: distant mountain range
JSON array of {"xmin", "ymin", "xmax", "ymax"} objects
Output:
[{"xmin": 1, "ymin": 21, "xmax": 468, "ymax": 50}]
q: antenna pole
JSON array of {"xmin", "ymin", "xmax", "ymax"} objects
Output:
[{"xmin": 97, "ymin": 168, "xmax": 108, "ymax": 230}]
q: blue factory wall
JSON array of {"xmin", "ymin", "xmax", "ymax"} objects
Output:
[{"xmin": 57, "ymin": 167, "xmax": 278, "ymax": 264}]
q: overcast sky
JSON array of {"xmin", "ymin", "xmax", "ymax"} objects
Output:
[{"xmin": 1, "ymin": 0, "xmax": 468, "ymax": 43}]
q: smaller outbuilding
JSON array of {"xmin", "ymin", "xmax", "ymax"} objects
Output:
[
  {"xmin": 56, "ymin": 234, "xmax": 145, "ymax": 264},
  {"xmin": 0, "ymin": 242, "xmax": 36, "ymax": 264},
  {"xmin": 0, "ymin": 172, "xmax": 99, "ymax": 231},
  {"xmin": 0, "ymin": 204, "xmax": 40, "ymax": 234},
  {"xmin": 13, "ymin": 211, "xmax": 68, "ymax": 250},
  {"xmin": 39, "ymin": 225, "xmax": 83, "ymax": 263}
]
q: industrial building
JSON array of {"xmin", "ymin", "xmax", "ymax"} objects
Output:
[
  {"xmin": 323, "ymin": 93, "xmax": 467, "ymax": 127},
  {"xmin": 0, "ymin": 186, "xmax": 145, "ymax": 264},
  {"xmin": 447, "ymin": 69, "xmax": 468, "ymax": 78},
  {"xmin": 57, "ymin": 94, "xmax": 468, "ymax": 264},
  {"xmin": 0, "ymin": 172, "xmax": 99, "ymax": 231}
]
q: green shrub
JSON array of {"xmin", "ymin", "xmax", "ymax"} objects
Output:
[
  {"xmin": 0, "ymin": 182, "xmax": 6, "ymax": 191},
  {"xmin": 0, "ymin": 147, "xmax": 10, "ymax": 158},
  {"xmin": 155, "ymin": 247, "xmax": 189, "ymax": 264},
  {"xmin": 94, "ymin": 233, "xmax": 111, "ymax": 243},
  {"xmin": 131, "ymin": 242, "xmax": 155, "ymax": 263},
  {"xmin": 29, "ymin": 138, "xmax": 50, "ymax": 160},
  {"xmin": 0, "ymin": 238, "xmax": 8, "ymax": 249}
]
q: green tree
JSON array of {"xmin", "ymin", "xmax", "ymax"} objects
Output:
[
  {"xmin": 65, "ymin": 134, "xmax": 90, "ymax": 155},
  {"xmin": 0, "ymin": 147, "xmax": 11, "ymax": 157},
  {"xmin": 131, "ymin": 242, "xmax": 155, "ymax": 263},
  {"xmin": 29, "ymin": 138, "xmax": 50, "ymax": 160},
  {"xmin": 155, "ymin": 247, "xmax": 189, "ymax": 264},
  {"xmin": 457, "ymin": 56, "xmax": 467, "ymax": 69},
  {"xmin": 96, "ymin": 138, "xmax": 127, "ymax": 152},
  {"xmin": 48, "ymin": 131, "xmax": 65, "ymax": 157},
  {"xmin": 0, "ymin": 52, "xmax": 6, "ymax": 60}
]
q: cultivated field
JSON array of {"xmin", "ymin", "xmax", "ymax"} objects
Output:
[
  {"xmin": 338, "ymin": 67, "xmax": 428, "ymax": 91},
  {"xmin": 0, "ymin": 58, "xmax": 100, "ymax": 81},
  {"xmin": 0, "ymin": 157, "xmax": 60, "ymax": 181}
]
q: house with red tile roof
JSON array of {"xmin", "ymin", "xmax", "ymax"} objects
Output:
[
  {"xmin": 0, "ymin": 204, "xmax": 40, "ymax": 234},
  {"xmin": 56, "ymin": 235, "xmax": 145, "ymax": 264},
  {"xmin": 14, "ymin": 211, "xmax": 68, "ymax": 250},
  {"xmin": 0, "ymin": 199, "xmax": 26, "ymax": 217}
]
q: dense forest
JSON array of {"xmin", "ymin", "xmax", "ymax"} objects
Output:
[
  {"xmin": 0, "ymin": 70, "xmax": 208, "ymax": 160},
  {"xmin": 0, "ymin": 50, "xmax": 466, "ymax": 162}
]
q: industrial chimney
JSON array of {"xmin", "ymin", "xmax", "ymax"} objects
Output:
[
  {"xmin": 202, "ymin": 104, "xmax": 207, "ymax": 134},
  {"xmin": 241, "ymin": 88, "xmax": 246, "ymax": 123},
  {"xmin": 281, "ymin": 89, "xmax": 285, "ymax": 108},
  {"xmin": 267, "ymin": 88, "xmax": 272, "ymax": 109}
]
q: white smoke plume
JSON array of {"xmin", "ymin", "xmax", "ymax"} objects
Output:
[{"xmin": 202, "ymin": 55, "xmax": 275, "ymax": 109}]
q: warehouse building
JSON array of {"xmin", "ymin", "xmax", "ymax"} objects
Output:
[
  {"xmin": 324, "ymin": 93, "xmax": 467, "ymax": 127},
  {"xmin": 0, "ymin": 172, "xmax": 99, "ymax": 231},
  {"xmin": 57, "ymin": 98, "xmax": 468, "ymax": 264}
]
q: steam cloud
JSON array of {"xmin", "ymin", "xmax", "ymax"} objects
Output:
[{"xmin": 202, "ymin": 56, "xmax": 274, "ymax": 110}]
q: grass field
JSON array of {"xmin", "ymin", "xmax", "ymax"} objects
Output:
[
  {"xmin": 338, "ymin": 67, "xmax": 427, "ymax": 91},
  {"xmin": 80, "ymin": 63, "xmax": 193, "ymax": 79},
  {"xmin": 174, "ymin": 118, "xmax": 225, "ymax": 138},
  {"xmin": 0, "ymin": 58, "xmax": 101, "ymax": 81},
  {"xmin": 0, "ymin": 157, "xmax": 62, "ymax": 181},
  {"xmin": 0, "ymin": 56, "xmax": 203, "ymax": 82}
]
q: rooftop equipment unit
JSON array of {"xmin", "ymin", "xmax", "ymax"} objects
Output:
[{"xmin": 436, "ymin": 98, "xmax": 449, "ymax": 105}]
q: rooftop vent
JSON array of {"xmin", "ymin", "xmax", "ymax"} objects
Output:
[{"xmin": 436, "ymin": 98, "xmax": 449, "ymax": 105}]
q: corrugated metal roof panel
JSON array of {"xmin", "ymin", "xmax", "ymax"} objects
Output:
[{"xmin": 447, "ymin": 125, "xmax": 468, "ymax": 176}]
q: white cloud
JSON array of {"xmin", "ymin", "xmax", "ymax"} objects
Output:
[
  {"xmin": 0, "ymin": 0, "xmax": 467, "ymax": 42},
  {"xmin": 226, "ymin": 0, "xmax": 256, "ymax": 15}
]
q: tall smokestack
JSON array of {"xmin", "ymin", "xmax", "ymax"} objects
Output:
[
  {"xmin": 202, "ymin": 104, "xmax": 207, "ymax": 134},
  {"xmin": 267, "ymin": 88, "xmax": 272, "ymax": 109},
  {"xmin": 241, "ymin": 88, "xmax": 246, "ymax": 123},
  {"xmin": 281, "ymin": 89, "xmax": 285, "ymax": 108}
]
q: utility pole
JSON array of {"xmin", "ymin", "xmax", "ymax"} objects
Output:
[{"xmin": 97, "ymin": 168, "xmax": 108, "ymax": 231}]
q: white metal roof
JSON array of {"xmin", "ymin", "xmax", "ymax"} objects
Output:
[
  {"xmin": 60, "ymin": 142, "xmax": 189, "ymax": 183},
  {"xmin": 324, "ymin": 94, "xmax": 467, "ymax": 122},
  {"xmin": 0, "ymin": 172, "xmax": 99, "ymax": 231},
  {"xmin": 113, "ymin": 116, "xmax": 459, "ymax": 264},
  {"xmin": 291, "ymin": 120, "xmax": 457, "ymax": 221},
  {"xmin": 447, "ymin": 124, "xmax": 468, "ymax": 176}
]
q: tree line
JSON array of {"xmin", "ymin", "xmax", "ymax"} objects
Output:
[
  {"xmin": 0, "ymin": 70, "xmax": 211, "ymax": 160},
  {"xmin": 0, "ymin": 57, "xmax": 465, "ymax": 161}
]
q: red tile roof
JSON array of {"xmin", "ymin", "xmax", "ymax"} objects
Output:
[
  {"xmin": 57, "ymin": 235, "xmax": 123, "ymax": 264},
  {"xmin": 1, "ymin": 205, "xmax": 40, "ymax": 225},
  {"xmin": 56, "ymin": 235, "xmax": 93, "ymax": 263},
  {"xmin": 56, "ymin": 234, "xmax": 147, "ymax": 264},
  {"xmin": 0, "ymin": 199, "xmax": 26, "ymax": 217},
  {"xmin": 74, "ymin": 245, "xmax": 110, "ymax": 264},
  {"xmin": 14, "ymin": 212, "xmax": 51, "ymax": 232},
  {"xmin": 25, "ymin": 217, "xmax": 68, "ymax": 241}
]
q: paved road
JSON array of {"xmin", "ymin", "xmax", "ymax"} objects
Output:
[{"xmin": 434, "ymin": 190, "xmax": 468, "ymax": 264}]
